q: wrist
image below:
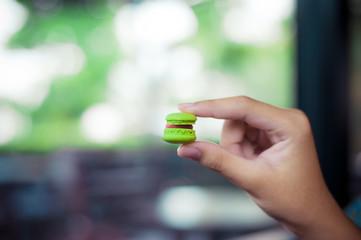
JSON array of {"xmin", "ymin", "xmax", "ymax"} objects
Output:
[{"xmin": 282, "ymin": 191, "xmax": 361, "ymax": 240}]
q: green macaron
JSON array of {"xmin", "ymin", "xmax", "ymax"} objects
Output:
[{"xmin": 162, "ymin": 113, "xmax": 197, "ymax": 144}]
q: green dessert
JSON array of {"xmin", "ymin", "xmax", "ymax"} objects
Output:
[{"xmin": 162, "ymin": 113, "xmax": 197, "ymax": 144}]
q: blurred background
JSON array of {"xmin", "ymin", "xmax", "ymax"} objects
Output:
[
  {"xmin": 0, "ymin": 0, "xmax": 359, "ymax": 239},
  {"xmin": 0, "ymin": 0, "xmax": 294, "ymax": 152}
]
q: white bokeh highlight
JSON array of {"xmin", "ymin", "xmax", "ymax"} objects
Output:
[
  {"xmin": 157, "ymin": 186, "xmax": 275, "ymax": 229},
  {"xmin": 222, "ymin": 0, "xmax": 294, "ymax": 45},
  {"xmin": 80, "ymin": 103, "xmax": 125, "ymax": 143},
  {"xmin": 0, "ymin": 0, "xmax": 86, "ymax": 108},
  {"xmin": 0, "ymin": 105, "xmax": 27, "ymax": 145},
  {"xmin": 114, "ymin": 0, "xmax": 198, "ymax": 51},
  {"xmin": 0, "ymin": 0, "xmax": 28, "ymax": 47},
  {"xmin": 167, "ymin": 46, "xmax": 206, "ymax": 100}
]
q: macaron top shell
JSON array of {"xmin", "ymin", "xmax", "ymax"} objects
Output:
[{"xmin": 165, "ymin": 113, "xmax": 197, "ymax": 125}]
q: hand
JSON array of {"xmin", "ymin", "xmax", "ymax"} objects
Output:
[{"xmin": 177, "ymin": 96, "xmax": 361, "ymax": 240}]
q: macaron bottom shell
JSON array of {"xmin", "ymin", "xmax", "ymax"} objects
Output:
[{"xmin": 162, "ymin": 128, "xmax": 196, "ymax": 144}]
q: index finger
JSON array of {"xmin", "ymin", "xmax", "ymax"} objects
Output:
[{"xmin": 178, "ymin": 96, "xmax": 290, "ymax": 137}]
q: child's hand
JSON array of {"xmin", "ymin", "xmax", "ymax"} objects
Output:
[{"xmin": 177, "ymin": 96, "xmax": 361, "ymax": 240}]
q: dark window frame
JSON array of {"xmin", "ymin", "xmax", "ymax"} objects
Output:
[{"xmin": 296, "ymin": 0, "xmax": 350, "ymax": 206}]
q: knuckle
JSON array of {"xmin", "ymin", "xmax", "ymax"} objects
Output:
[
  {"xmin": 236, "ymin": 95, "xmax": 252, "ymax": 104},
  {"xmin": 293, "ymin": 109, "xmax": 310, "ymax": 127},
  {"xmin": 235, "ymin": 96, "xmax": 253, "ymax": 114},
  {"xmin": 287, "ymin": 109, "xmax": 312, "ymax": 134}
]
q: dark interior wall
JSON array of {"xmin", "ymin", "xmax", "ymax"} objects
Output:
[{"xmin": 296, "ymin": 0, "xmax": 349, "ymax": 206}]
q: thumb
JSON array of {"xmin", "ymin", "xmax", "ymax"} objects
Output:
[{"xmin": 177, "ymin": 141, "xmax": 254, "ymax": 189}]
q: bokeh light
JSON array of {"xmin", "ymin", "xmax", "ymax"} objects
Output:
[
  {"xmin": 157, "ymin": 186, "xmax": 209, "ymax": 229},
  {"xmin": 114, "ymin": 0, "xmax": 198, "ymax": 50},
  {"xmin": 0, "ymin": 105, "xmax": 27, "ymax": 145},
  {"xmin": 80, "ymin": 103, "xmax": 124, "ymax": 143},
  {"xmin": 0, "ymin": 0, "xmax": 28, "ymax": 47},
  {"xmin": 221, "ymin": 0, "xmax": 294, "ymax": 45},
  {"xmin": 0, "ymin": 43, "xmax": 85, "ymax": 107},
  {"xmin": 157, "ymin": 186, "xmax": 275, "ymax": 229}
]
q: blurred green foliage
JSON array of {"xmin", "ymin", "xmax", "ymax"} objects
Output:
[{"xmin": 4, "ymin": 0, "xmax": 294, "ymax": 152}]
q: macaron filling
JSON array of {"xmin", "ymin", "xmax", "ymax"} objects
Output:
[{"xmin": 166, "ymin": 124, "xmax": 193, "ymax": 129}]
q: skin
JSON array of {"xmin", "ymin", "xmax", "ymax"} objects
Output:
[{"xmin": 177, "ymin": 96, "xmax": 361, "ymax": 240}]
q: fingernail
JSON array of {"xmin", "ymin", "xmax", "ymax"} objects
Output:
[
  {"xmin": 177, "ymin": 145, "xmax": 201, "ymax": 161},
  {"xmin": 178, "ymin": 102, "xmax": 195, "ymax": 110}
]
